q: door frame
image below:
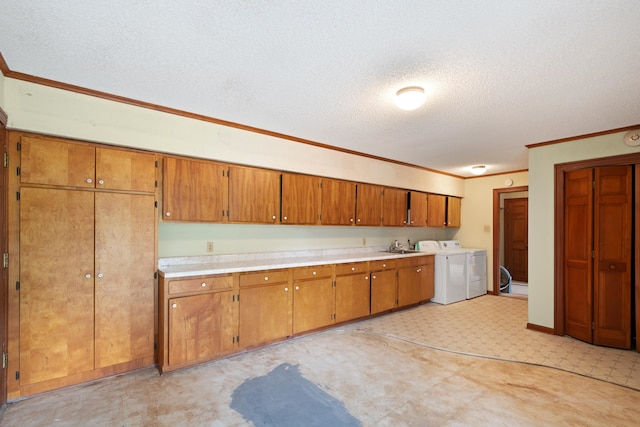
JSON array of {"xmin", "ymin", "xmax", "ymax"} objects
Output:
[
  {"xmin": 0, "ymin": 107, "xmax": 7, "ymax": 407},
  {"xmin": 554, "ymin": 153, "xmax": 640, "ymax": 343},
  {"xmin": 503, "ymin": 197, "xmax": 529, "ymax": 283},
  {"xmin": 492, "ymin": 185, "xmax": 528, "ymax": 295}
]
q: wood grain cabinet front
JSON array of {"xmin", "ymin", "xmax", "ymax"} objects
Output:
[
  {"xmin": 370, "ymin": 261, "xmax": 398, "ymax": 314},
  {"xmin": 228, "ymin": 166, "xmax": 280, "ymax": 223},
  {"xmin": 281, "ymin": 173, "xmax": 321, "ymax": 224},
  {"xmin": 320, "ymin": 178, "xmax": 356, "ymax": 225},
  {"xmin": 355, "ymin": 183, "xmax": 383, "ymax": 226},
  {"xmin": 335, "ymin": 262, "xmax": 370, "ymax": 322},
  {"xmin": 292, "ymin": 266, "xmax": 335, "ymax": 334},
  {"xmin": 397, "ymin": 256, "xmax": 434, "ymax": 307},
  {"xmin": 382, "ymin": 187, "xmax": 408, "ymax": 226}
]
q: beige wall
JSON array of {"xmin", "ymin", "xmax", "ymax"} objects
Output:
[
  {"xmin": 453, "ymin": 171, "xmax": 529, "ymax": 292},
  {"xmin": 528, "ymin": 130, "xmax": 639, "ymax": 328},
  {"xmin": 3, "ymin": 77, "xmax": 462, "ymax": 256},
  {"xmin": 0, "ymin": 71, "xmax": 6, "ymax": 112}
]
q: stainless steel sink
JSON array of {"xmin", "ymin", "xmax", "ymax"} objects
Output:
[{"xmin": 380, "ymin": 249, "xmax": 422, "ymax": 254}]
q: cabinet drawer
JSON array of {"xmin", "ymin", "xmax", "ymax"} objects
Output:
[
  {"xmin": 396, "ymin": 256, "xmax": 420, "ymax": 268},
  {"xmin": 335, "ymin": 262, "xmax": 369, "ymax": 276},
  {"xmin": 168, "ymin": 275, "xmax": 233, "ymax": 295},
  {"xmin": 369, "ymin": 259, "xmax": 397, "ymax": 271},
  {"xmin": 240, "ymin": 269, "xmax": 290, "ymax": 287},
  {"xmin": 293, "ymin": 265, "xmax": 333, "ymax": 281}
]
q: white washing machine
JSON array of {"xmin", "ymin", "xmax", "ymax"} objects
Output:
[
  {"xmin": 417, "ymin": 241, "xmax": 467, "ymax": 305},
  {"xmin": 438, "ymin": 240, "xmax": 487, "ymax": 300}
]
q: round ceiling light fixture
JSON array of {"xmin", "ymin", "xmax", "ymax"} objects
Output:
[
  {"xmin": 395, "ymin": 86, "xmax": 425, "ymax": 110},
  {"xmin": 470, "ymin": 165, "xmax": 487, "ymax": 175},
  {"xmin": 623, "ymin": 129, "xmax": 640, "ymax": 147}
]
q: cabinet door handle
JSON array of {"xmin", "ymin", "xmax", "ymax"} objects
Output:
[
  {"xmin": 283, "ymin": 216, "xmax": 288, "ymax": 221},
  {"xmin": 86, "ymin": 178, "xmax": 93, "ymax": 184},
  {"xmin": 272, "ymin": 215, "xmax": 276, "ymax": 220},
  {"xmin": 264, "ymin": 276, "xmax": 269, "ymax": 281},
  {"xmin": 201, "ymin": 282, "xmax": 207, "ymax": 287},
  {"xmin": 165, "ymin": 212, "xmax": 171, "ymax": 217},
  {"xmin": 284, "ymin": 287, "xmax": 289, "ymax": 292},
  {"xmin": 98, "ymin": 179, "xmax": 105, "ymax": 185},
  {"xmin": 295, "ymin": 286, "xmax": 299, "ymax": 290},
  {"xmin": 85, "ymin": 273, "xmax": 92, "ymax": 279},
  {"xmin": 351, "ymin": 267, "xmax": 355, "ymax": 271},
  {"xmin": 382, "ymin": 264, "xmax": 386, "ymax": 268},
  {"xmin": 350, "ymin": 218, "xmax": 354, "ymax": 222},
  {"xmin": 372, "ymin": 275, "xmax": 376, "ymax": 279},
  {"xmin": 172, "ymin": 303, "xmax": 177, "ymax": 308},
  {"xmin": 97, "ymin": 273, "xmax": 104, "ymax": 278},
  {"xmin": 312, "ymin": 271, "xmax": 316, "ymax": 275},
  {"xmin": 365, "ymin": 276, "xmax": 369, "ymax": 280},
  {"xmin": 416, "ymin": 268, "xmax": 422, "ymax": 273}
]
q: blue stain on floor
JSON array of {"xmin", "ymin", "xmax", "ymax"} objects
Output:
[{"xmin": 230, "ymin": 363, "xmax": 361, "ymax": 426}]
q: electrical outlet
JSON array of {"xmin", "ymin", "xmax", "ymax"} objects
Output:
[{"xmin": 206, "ymin": 241, "xmax": 214, "ymax": 252}]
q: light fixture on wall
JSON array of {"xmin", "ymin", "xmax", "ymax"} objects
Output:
[
  {"xmin": 623, "ymin": 129, "xmax": 640, "ymax": 147},
  {"xmin": 470, "ymin": 165, "xmax": 487, "ymax": 175},
  {"xmin": 395, "ymin": 86, "xmax": 425, "ymax": 110}
]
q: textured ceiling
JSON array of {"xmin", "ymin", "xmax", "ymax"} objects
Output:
[{"xmin": 1, "ymin": 1, "xmax": 639, "ymax": 177}]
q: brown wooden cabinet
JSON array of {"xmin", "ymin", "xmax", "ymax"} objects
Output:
[
  {"xmin": 335, "ymin": 262, "xmax": 370, "ymax": 322},
  {"xmin": 409, "ymin": 191, "xmax": 428, "ymax": 226},
  {"xmin": 356, "ymin": 183, "xmax": 383, "ymax": 226},
  {"xmin": 281, "ymin": 173, "xmax": 321, "ymax": 225},
  {"xmin": 228, "ymin": 166, "xmax": 280, "ymax": 223},
  {"xmin": 238, "ymin": 269, "xmax": 292, "ymax": 348},
  {"xmin": 292, "ymin": 266, "xmax": 335, "ymax": 333},
  {"xmin": 447, "ymin": 197, "xmax": 461, "ymax": 227},
  {"xmin": 320, "ymin": 178, "xmax": 356, "ymax": 225},
  {"xmin": 162, "ymin": 157, "xmax": 228, "ymax": 222},
  {"xmin": 370, "ymin": 259, "xmax": 398, "ymax": 314},
  {"xmin": 382, "ymin": 188, "xmax": 408, "ymax": 226},
  {"xmin": 397, "ymin": 255, "xmax": 434, "ymax": 307},
  {"xmin": 20, "ymin": 135, "xmax": 156, "ymax": 192},
  {"xmin": 427, "ymin": 194, "xmax": 447, "ymax": 227},
  {"xmin": 19, "ymin": 187, "xmax": 156, "ymax": 387}
]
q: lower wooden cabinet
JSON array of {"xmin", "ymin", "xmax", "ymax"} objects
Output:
[
  {"xmin": 293, "ymin": 266, "xmax": 335, "ymax": 333},
  {"xmin": 398, "ymin": 256, "xmax": 435, "ymax": 307},
  {"xmin": 370, "ymin": 259, "xmax": 398, "ymax": 314},
  {"xmin": 335, "ymin": 262, "xmax": 371, "ymax": 322}
]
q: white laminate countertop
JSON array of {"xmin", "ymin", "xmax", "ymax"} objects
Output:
[{"xmin": 158, "ymin": 247, "xmax": 436, "ymax": 279}]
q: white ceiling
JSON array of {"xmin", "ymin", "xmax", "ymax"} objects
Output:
[{"xmin": 1, "ymin": 1, "xmax": 639, "ymax": 177}]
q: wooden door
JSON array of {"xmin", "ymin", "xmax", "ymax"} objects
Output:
[
  {"xmin": 238, "ymin": 283, "xmax": 292, "ymax": 347},
  {"xmin": 281, "ymin": 173, "xmax": 321, "ymax": 224},
  {"xmin": 564, "ymin": 169, "xmax": 594, "ymax": 343},
  {"xmin": 96, "ymin": 147, "xmax": 156, "ymax": 193},
  {"xmin": 228, "ymin": 166, "xmax": 280, "ymax": 223},
  {"xmin": 398, "ymin": 266, "xmax": 422, "ymax": 307},
  {"xmin": 0, "ymin": 119, "xmax": 7, "ymax": 405},
  {"xmin": 593, "ymin": 166, "xmax": 631, "ymax": 348},
  {"xmin": 504, "ymin": 198, "xmax": 528, "ymax": 282},
  {"xmin": 446, "ymin": 197, "xmax": 461, "ymax": 227},
  {"xmin": 292, "ymin": 278, "xmax": 335, "ymax": 333},
  {"xmin": 94, "ymin": 193, "xmax": 155, "ymax": 368},
  {"xmin": 409, "ymin": 191, "xmax": 427, "ymax": 226},
  {"xmin": 370, "ymin": 269, "xmax": 397, "ymax": 314},
  {"xmin": 417, "ymin": 257, "xmax": 435, "ymax": 301},
  {"xmin": 20, "ymin": 136, "xmax": 95, "ymax": 188},
  {"xmin": 163, "ymin": 157, "xmax": 227, "ymax": 222},
  {"xmin": 19, "ymin": 188, "xmax": 95, "ymax": 385},
  {"xmin": 320, "ymin": 178, "xmax": 356, "ymax": 225},
  {"xmin": 355, "ymin": 183, "xmax": 382, "ymax": 226},
  {"xmin": 382, "ymin": 188, "xmax": 408, "ymax": 226},
  {"xmin": 335, "ymin": 273, "xmax": 371, "ymax": 322},
  {"xmin": 427, "ymin": 194, "xmax": 446, "ymax": 227},
  {"xmin": 168, "ymin": 294, "xmax": 216, "ymax": 366}
]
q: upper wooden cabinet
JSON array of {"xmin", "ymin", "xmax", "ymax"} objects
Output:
[
  {"xmin": 228, "ymin": 166, "xmax": 280, "ymax": 223},
  {"xmin": 409, "ymin": 191, "xmax": 428, "ymax": 226},
  {"xmin": 20, "ymin": 136, "xmax": 156, "ymax": 193},
  {"xmin": 162, "ymin": 157, "xmax": 228, "ymax": 222},
  {"xmin": 320, "ymin": 178, "xmax": 356, "ymax": 225},
  {"xmin": 447, "ymin": 197, "xmax": 461, "ymax": 227},
  {"xmin": 356, "ymin": 183, "xmax": 383, "ymax": 226},
  {"xmin": 281, "ymin": 173, "xmax": 321, "ymax": 225},
  {"xmin": 382, "ymin": 188, "xmax": 408, "ymax": 226},
  {"xmin": 427, "ymin": 194, "xmax": 447, "ymax": 227}
]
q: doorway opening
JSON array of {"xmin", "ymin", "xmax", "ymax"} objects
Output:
[{"xmin": 492, "ymin": 185, "xmax": 528, "ymax": 297}]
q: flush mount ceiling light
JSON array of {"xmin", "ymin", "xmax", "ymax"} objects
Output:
[
  {"xmin": 395, "ymin": 86, "xmax": 425, "ymax": 110},
  {"xmin": 623, "ymin": 129, "xmax": 640, "ymax": 147},
  {"xmin": 470, "ymin": 165, "xmax": 487, "ymax": 175}
]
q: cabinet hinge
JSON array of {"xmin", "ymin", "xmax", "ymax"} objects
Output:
[
  {"xmin": 16, "ymin": 192, "xmax": 20, "ymax": 201},
  {"xmin": 155, "ymin": 180, "xmax": 158, "ymax": 188},
  {"xmin": 154, "ymin": 342, "xmax": 158, "ymax": 350},
  {"xmin": 2, "ymin": 352, "xmax": 7, "ymax": 369},
  {"xmin": 592, "ymin": 322, "xmax": 595, "ymax": 330},
  {"xmin": 319, "ymin": 214, "xmax": 322, "ymax": 221},
  {"xmin": 333, "ymin": 313, "xmax": 336, "ymax": 320},
  {"xmin": 592, "ymin": 181, "xmax": 595, "ymax": 189},
  {"xmin": 2, "ymin": 253, "xmax": 7, "ymax": 268},
  {"xmin": 592, "ymin": 250, "xmax": 595, "ymax": 259},
  {"xmin": 15, "ymin": 281, "xmax": 20, "ymax": 291},
  {"xmin": 16, "ymin": 166, "xmax": 20, "ymax": 176},
  {"xmin": 16, "ymin": 142, "xmax": 21, "ymax": 151},
  {"xmin": 237, "ymin": 294, "xmax": 240, "ymax": 301},
  {"xmin": 155, "ymin": 160, "xmax": 159, "ymax": 168},
  {"xmin": 226, "ymin": 169, "xmax": 230, "ymax": 177},
  {"xmin": 222, "ymin": 209, "xmax": 226, "ymax": 217},
  {"xmin": 154, "ymin": 201, "xmax": 158, "ymax": 208},
  {"xmin": 154, "ymin": 271, "xmax": 158, "ymax": 280},
  {"xmin": 236, "ymin": 335, "xmax": 240, "ymax": 344},
  {"xmin": 332, "ymin": 280, "xmax": 336, "ymax": 287},
  {"xmin": 15, "ymin": 371, "xmax": 20, "ymax": 380},
  {"xmin": 3, "ymin": 152, "xmax": 8, "ymax": 168}
]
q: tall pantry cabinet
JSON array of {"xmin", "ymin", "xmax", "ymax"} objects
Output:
[{"xmin": 9, "ymin": 134, "xmax": 157, "ymax": 397}]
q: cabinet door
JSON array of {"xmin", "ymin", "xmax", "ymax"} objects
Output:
[
  {"xmin": 163, "ymin": 157, "xmax": 227, "ymax": 222},
  {"xmin": 382, "ymin": 188, "xmax": 408, "ymax": 226},
  {"xmin": 169, "ymin": 291, "xmax": 235, "ymax": 366},
  {"xmin": 427, "ymin": 194, "xmax": 447, "ymax": 227},
  {"xmin": 320, "ymin": 178, "xmax": 356, "ymax": 225},
  {"xmin": 95, "ymin": 193, "xmax": 155, "ymax": 368},
  {"xmin": 293, "ymin": 278, "xmax": 335, "ymax": 334},
  {"xmin": 335, "ymin": 273, "xmax": 371, "ymax": 322},
  {"xmin": 281, "ymin": 173, "xmax": 321, "ymax": 225},
  {"xmin": 409, "ymin": 191, "xmax": 428, "ymax": 226},
  {"xmin": 20, "ymin": 136, "xmax": 95, "ymax": 188},
  {"xmin": 229, "ymin": 166, "xmax": 280, "ymax": 223},
  {"xmin": 19, "ymin": 188, "xmax": 95, "ymax": 385},
  {"xmin": 96, "ymin": 147, "xmax": 156, "ymax": 193},
  {"xmin": 370, "ymin": 269, "xmax": 397, "ymax": 314},
  {"xmin": 356, "ymin": 183, "xmax": 383, "ymax": 226},
  {"xmin": 447, "ymin": 197, "xmax": 461, "ymax": 227},
  {"xmin": 398, "ymin": 266, "xmax": 423, "ymax": 307},
  {"xmin": 419, "ymin": 258, "xmax": 435, "ymax": 301},
  {"xmin": 239, "ymin": 283, "xmax": 292, "ymax": 348}
]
